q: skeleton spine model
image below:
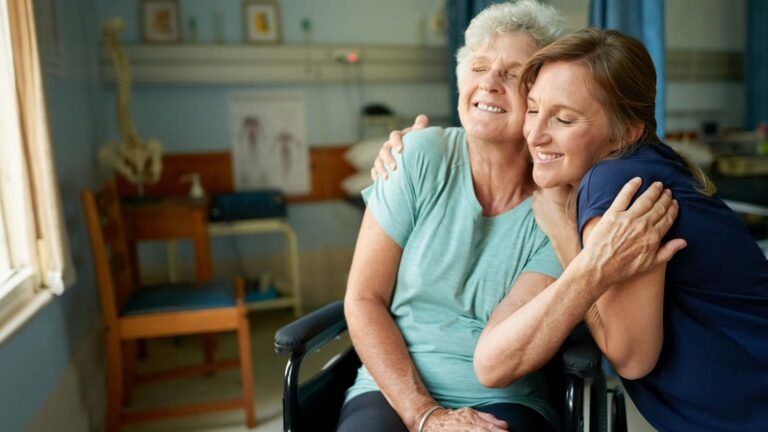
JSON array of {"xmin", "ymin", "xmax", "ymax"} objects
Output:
[{"xmin": 99, "ymin": 17, "xmax": 163, "ymax": 195}]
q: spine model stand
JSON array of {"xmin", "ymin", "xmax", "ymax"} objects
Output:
[{"xmin": 99, "ymin": 17, "xmax": 162, "ymax": 196}]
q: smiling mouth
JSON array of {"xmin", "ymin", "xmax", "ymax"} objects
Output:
[
  {"xmin": 536, "ymin": 150, "xmax": 564, "ymax": 162},
  {"xmin": 474, "ymin": 102, "xmax": 507, "ymax": 114}
]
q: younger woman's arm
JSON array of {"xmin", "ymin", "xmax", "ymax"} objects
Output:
[
  {"xmin": 581, "ymin": 217, "xmax": 666, "ymax": 379},
  {"xmin": 534, "ymin": 186, "xmax": 667, "ymax": 379},
  {"xmin": 475, "ymin": 180, "xmax": 682, "ymax": 385}
]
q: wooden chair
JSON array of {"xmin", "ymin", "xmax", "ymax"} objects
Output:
[{"xmin": 81, "ymin": 182, "xmax": 256, "ymax": 431}]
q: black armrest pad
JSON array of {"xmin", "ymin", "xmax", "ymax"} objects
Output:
[
  {"xmin": 561, "ymin": 335, "xmax": 602, "ymax": 378},
  {"xmin": 275, "ymin": 300, "xmax": 347, "ymax": 355}
]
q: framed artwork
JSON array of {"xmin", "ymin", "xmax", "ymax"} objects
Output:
[
  {"xmin": 140, "ymin": 0, "xmax": 181, "ymax": 43},
  {"xmin": 229, "ymin": 91, "xmax": 309, "ymax": 194},
  {"xmin": 242, "ymin": 0, "xmax": 281, "ymax": 44}
]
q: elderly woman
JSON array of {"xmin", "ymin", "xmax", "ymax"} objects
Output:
[
  {"xmin": 341, "ymin": 3, "xmax": 683, "ymax": 432},
  {"xmin": 376, "ymin": 28, "xmax": 768, "ymax": 431}
]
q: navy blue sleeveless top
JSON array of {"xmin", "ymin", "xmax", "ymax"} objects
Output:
[{"xmin": 577, "ymin": 142, "xmax": 768, "ymax": 431}]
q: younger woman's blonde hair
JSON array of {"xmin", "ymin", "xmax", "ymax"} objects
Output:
[{"xmin": 519, "ymin": 28, "xmax": 716, "ymax": 196}]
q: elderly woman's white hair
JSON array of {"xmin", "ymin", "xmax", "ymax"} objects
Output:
[{"xmin": 456, "ymin": 0, "xmax": 570, "ymax": 83}]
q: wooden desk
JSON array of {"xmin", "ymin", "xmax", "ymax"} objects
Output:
[
  {"xmin": 121, "ymin": 198, "xmax": 212, "ymax": 283},
  {"xmin": 114, "ymin": 149, "xmax": 336, "ymax": 314},
  {"xmin": 120, "ymin": 196, "xmax": 303, "ymax": 315}
]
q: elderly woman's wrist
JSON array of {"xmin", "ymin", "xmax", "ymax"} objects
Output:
[
  {"xmin": 416, "ymin": 405, "xmax": 443, "ymax": 432},
  {"xmin": 410, "ymin": 402, "xmax": 441, "ymax": 432}
]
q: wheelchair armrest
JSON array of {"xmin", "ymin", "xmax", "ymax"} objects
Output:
[
  {"xmin": 275, "ymin": 300, "xmax": 347, "ymax": 356},
  {"xmin": 561, "ymin": 332, "xmax": 602, "ymax": 379}
]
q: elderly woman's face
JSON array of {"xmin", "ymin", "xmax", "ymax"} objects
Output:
[
  {"xmin": 458, "ymin": 34, "xmax": 537, "ymax": 146},
  {"xmin": 524, "ymin": 61, "xmax": 613, "ymax": 188}
]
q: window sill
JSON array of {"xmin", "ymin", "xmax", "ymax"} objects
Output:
[{"xmin": 0, "ymin": 269, "xmax": 53, "ymax": 346}]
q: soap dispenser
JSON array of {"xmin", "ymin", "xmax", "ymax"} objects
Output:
[{"xmin": 180, "ymin": 173, "xmax": 205, "ymax": 199}]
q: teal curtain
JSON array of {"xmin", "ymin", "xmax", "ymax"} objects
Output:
[
  {"xmin": 589, "ymin": 0, "xmax": 666, "ymax": 138},
  {"xmin": 745, "ymin": 0, "xmax": 768, "ymax": 129},
  {"xmin": 448, "ymin": 0, "xmax": 506, "ymax": 126}
]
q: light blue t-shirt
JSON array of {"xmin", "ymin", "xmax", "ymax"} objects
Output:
[{"xmin": 345, "ymin": 127, "xmax": 563, "ymax": 426}]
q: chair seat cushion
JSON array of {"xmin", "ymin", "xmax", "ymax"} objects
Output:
[{"xmin": 121, "ymin": 281, "xmax": 236, "ymax": 316}]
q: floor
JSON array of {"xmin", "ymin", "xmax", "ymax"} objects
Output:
[
  {"xmin": 121, "ymin": 309, "xmax": 657, "ymax": 432},
  {"xmin": 122, "ymin": 309, "xmax": 348, "ymax": 432}
]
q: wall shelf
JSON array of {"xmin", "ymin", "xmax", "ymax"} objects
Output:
[{"xmin": 100, "ymin": 43, "xmax": 449, "ymax": 85}]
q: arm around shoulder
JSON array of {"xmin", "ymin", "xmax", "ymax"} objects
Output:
[{"xmin": 474, "ymin": 271, "xmax": 592, "ymax": 387}]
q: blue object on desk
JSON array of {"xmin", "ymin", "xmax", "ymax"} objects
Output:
[
  {"xmin": 121, "ymin": 281, "xmax": 236, "ymax": 316},
  {"xmin": 209, "ymin": 190, "xmax": 287, "ymax": 221},
  {"xmin": 245, "ymin": 285, "xmax": 279, "ymax": 302}
]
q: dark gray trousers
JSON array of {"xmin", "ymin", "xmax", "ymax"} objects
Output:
[{"xmin": 337, "ymin": 391, "xmax": 557, "ymax": 432}]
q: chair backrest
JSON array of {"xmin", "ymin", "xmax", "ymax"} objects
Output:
[{"xmin": 81, "ymin": 181, "xmax": 137, "ymax": 325}]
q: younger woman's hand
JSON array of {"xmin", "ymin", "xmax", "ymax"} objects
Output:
[
  {"xmin": 370, "ymin": 114, "xmax": 429, "ymax": 181},
  {"xmin": 423, "ymin": 407, "xmax": 509, "ymax": 432}
]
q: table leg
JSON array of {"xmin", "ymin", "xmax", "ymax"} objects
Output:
[
  {"xmin": 166, "ymin": 241, "xmax": 179, "ymax": 283},
  {"xmin": 192, "ymin": 210, "xmax": 213, "ymax": 283},
  {"xmin": 283, "ymin": 227, "xmax": 302, "ymax": 317}
]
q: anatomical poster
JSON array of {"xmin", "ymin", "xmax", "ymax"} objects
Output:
[{"xmin": 229, "ymin": 90, "xmax": 310, "ymax": 194}]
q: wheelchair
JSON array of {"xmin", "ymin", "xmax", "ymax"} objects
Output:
[{"xmin": 275, "ymin": 300, "xmax": 628, "ymax": 432}]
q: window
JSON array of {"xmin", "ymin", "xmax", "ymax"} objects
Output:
[
  {"xmin": 0, "ymin": 0, "xmax": 38, "ymax": 332},
  {"xmin": 0, "ymin": 0, "xmax": 73, "ymax": 341}
]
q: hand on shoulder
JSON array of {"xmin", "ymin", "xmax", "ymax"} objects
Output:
[{"xmin": 371, "ymin": 114, "xmax": 430, "ymax": 181}]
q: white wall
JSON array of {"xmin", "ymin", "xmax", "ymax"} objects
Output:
[
  {"xmin": 547, "ymin": 0, "xmax": 589, "ymax": 29},
  {"xmin": 666, "ymin": 0, "xmax": 745, "ymax": 50},
  {"xmin": 97, "ymin": 0, "xmax": 451, "ymax": 146},
  {"xmin": 665, "ymin": 0, "xmax": 745, "ymax": 132},
  {"xmin": 549, "ymin": 0, "xmax": 746, "ymax": 50},
  {"xmin": 549, "ymin": 0, "xmax": 746, "ymax": 132},
  {"xmin": 98, "ymin": 0, "xmax": 448, "ymax": 47}
]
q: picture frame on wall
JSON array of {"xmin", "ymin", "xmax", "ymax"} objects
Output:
[
  {"xmin": 140, "ymin": 0, "xmax": 181, "ymax": 43},
  {"xmin": 242, "ymin": 0, "xmax": 281, "ymax": 44}
]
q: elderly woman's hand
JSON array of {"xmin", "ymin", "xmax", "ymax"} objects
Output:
[
  {"xmin": 579, "ymin": 178, "xmax": 687, "ymax": 287},
  {"xmin": 370, "ymin": 114, "xmax": 430, "ymax": 181},
  {"xmin": 422, "ymin": 407, "xmax": 509, "ymax": 432}
]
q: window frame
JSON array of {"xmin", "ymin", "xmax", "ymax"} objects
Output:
[{"xmin": 0, "ymin": 0, "xmax": 53, "ymax": 343}]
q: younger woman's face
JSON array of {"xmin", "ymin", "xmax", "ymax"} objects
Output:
[{"xmin": 523, "ymin": 61, "xmax": 614, "ymax": 188}]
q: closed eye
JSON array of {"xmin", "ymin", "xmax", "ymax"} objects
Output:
[{"xmin": 557, "ymin": 117, "xmax": 574, "ymax": 126}]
